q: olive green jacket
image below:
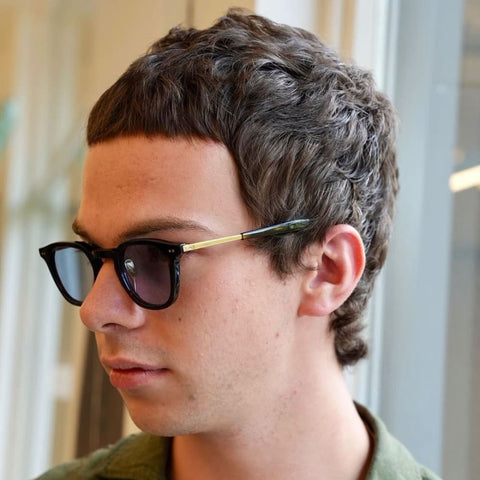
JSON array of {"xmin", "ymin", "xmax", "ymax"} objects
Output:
[{"xmin": 34, "ymin": 405, "xmax": 441, "ymax": 479}]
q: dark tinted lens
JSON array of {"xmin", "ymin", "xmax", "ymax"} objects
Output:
[
  {"xmin": 123, "ymin": 243, "xmax": 171, "ymax": 306},
  {"xmin": 55, "ymin": 246, "xmax": 94, "ymax": 303}
]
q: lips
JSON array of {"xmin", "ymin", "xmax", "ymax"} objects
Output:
[{"xmin": 102, "ymin": 358, "xmax": 169, "ymax": 390}]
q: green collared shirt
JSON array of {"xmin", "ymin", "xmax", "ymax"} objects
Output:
[
  {"xmin": 358, "ymin": 405, "xmax": 441, "ymax": 480},
  {"xmin": 34, "ymin": 405, "xmax": 441, "ymax": 479}
]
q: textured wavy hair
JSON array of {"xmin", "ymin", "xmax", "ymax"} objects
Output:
[{"xmin": 87, "ymin": 9, "xmax": 399, "ymax": 366}]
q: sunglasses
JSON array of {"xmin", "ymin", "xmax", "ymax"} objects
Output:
[{"xmin": 39, "ymin": 219, "xmax": 311, "ymax": 310}]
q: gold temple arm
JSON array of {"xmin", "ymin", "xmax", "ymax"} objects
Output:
[
  {"xmin": 182, "ymin": 234, "xmax": 243, "ymax": 252},
  {"xmin": 181, "ymin": 219, "xmax": 310, "ymax": 253}
]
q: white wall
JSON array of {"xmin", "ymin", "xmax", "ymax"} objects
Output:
[{"xmin": 381, "ymin": 0, "xmax": 464, "ymax": 475}]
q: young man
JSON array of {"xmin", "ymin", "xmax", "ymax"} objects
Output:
[{"xmin": 37, "ymin": 10, "xmax": 440, "ymax": 480}]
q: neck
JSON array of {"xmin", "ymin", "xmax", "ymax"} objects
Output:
[{"xmin": 171, "ymin": 360, "xmax": 373, "ymax": 480}]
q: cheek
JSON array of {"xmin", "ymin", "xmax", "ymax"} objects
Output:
[
  {"xmin": 170, "ymin": 251, "xmax": 298, "ymax": 367},
  {"xmin": 179, "ymin": 259, "xmax": 264, "ymax": 330},
  {"xmin": 182, "ymin": 276, "xmax": 289, "ymax": 369}
]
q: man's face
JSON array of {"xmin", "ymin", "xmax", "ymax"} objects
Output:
[{"xmin": 75, "ymin": 135, "xmax": 303, "ymax": 436}]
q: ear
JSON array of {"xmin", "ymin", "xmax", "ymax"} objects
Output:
[{"xmin": 297, "ymin": 225, "xmax": 365, "ymax": 317}]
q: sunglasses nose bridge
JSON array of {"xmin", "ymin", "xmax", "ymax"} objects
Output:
[
  {"xmin": 92, "ymin": 247, "xmax": 116, "ymax": 259},
  {"xmin": 88, "ymin": 247, "xmax": 133, "ymax": 300},
  {"xmin": 90, "ymin": 247, "xmax": 122, "ymax": 278}
]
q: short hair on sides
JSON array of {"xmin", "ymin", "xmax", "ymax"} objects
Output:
[{"xmin": 87, "ymin": 9, "xmax": 399, "ymax": 367}]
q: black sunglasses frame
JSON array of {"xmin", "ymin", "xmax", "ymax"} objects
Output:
[
  {"xmin": 39, "ymin": 239, "xmax": 183, "ymax": 309},
  {"xmin": 39, "ymin": 219, "xmax": 311, "ymax": 310}
]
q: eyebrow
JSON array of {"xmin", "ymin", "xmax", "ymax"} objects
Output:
[{"xmin": 71, "ymin": 217, "xmax": 215, "ymax": 245}]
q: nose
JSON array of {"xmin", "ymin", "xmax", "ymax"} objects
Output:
[{"xmin": 79, "ymin": 260, "xmax": 146, "ymax": 332}]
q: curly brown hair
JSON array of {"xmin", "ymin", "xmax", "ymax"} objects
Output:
[{"xmin": 87, "ymin": 9, "xmax": 399, "ymax": 366}]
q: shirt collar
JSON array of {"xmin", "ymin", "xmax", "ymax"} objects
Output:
[
  {"xmin": 99, "ymin": 433, "xmax": 172, "ymax": 479},
  {"xmin": 357, "ymin": 403, "xmax": 434, "ymax": 480}
]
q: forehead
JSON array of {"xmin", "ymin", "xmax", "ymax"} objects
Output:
[{"xmin": 76, "ymin": 135, "xmax": 252, "ymax": 245}]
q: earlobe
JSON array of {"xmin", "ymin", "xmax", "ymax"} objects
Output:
[{"xmin": 298, "ymin": 225, "xmax": 365, "ymax": 317}]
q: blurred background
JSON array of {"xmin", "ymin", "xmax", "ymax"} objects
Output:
[{"xmin": 0, "ymin": 0, "xmax": 478, "ymax": 478}]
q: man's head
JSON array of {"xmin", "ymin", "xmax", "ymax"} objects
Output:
[{"xmin": 86, "ymin": 10, "xmax": 398, "ymax": 367}]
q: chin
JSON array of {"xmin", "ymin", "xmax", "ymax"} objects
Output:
[{"xmin": 123, "ymin": 399, "xmax": 199, "ymax": 437}]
